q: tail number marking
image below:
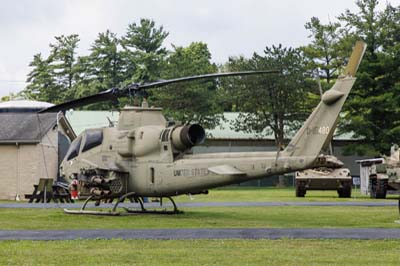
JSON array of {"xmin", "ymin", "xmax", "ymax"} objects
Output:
[
  {"xmin": 306, "ymin": 126, "xmax": 330, "ymax": 135},
  {"xmin": 318, "ymin": 126, "xmax": 330, "ymax": 135}
]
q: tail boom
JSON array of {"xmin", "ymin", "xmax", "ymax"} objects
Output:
[{"xmin": 283, "ymin": 41, "xmax": 366, "ymax": 158}]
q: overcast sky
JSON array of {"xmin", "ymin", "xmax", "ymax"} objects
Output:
[{"xmin": 0, "ymin": 0, "xmax": 398, "ymax": 97}]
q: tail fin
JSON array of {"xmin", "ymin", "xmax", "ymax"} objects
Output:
[{"xmin": 284, "ymin": 41, "xmax": 366, "ymax": 157}]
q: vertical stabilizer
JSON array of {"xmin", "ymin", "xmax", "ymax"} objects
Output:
[{"xmin": 284, "ymin": 41, "xmax": 366, "ymax": 157}]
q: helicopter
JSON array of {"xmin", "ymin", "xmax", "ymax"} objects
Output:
[{"xmin": 40, "ymin": 41, "xmax": 366, "ymax": 215}]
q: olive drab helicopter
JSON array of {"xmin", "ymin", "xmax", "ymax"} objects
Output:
[{"xmin": 40, "ymin": 41, "xmax": 366, "ymax": 215}]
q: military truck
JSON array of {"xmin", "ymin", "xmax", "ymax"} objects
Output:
[
  {"xmin": 366, "ymin": 144, "xmax": 400, "ymax": 199},
  {"xmin": 295, "ymin": 155, "xmax": 352, "ymax": 198}
]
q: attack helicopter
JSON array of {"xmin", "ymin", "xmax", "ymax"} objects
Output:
[{"xmin": 40, "ymin": 41, "xmax": 366, "ymax": 215}]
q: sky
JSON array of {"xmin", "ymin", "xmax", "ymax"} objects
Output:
[{"xmin": 0, "ymin": 0, "xmax": 398, "ymax": 98}]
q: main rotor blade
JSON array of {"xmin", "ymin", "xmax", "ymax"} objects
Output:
[
  {"xmin": 39, "ymin": 70, "xmax": 278, "ymax": 113},
  {"xmin": 38, "ymin": 88, "xmax": 120, "ymax": 113},
  {"xmin": 136, "ymin": 70, "xmax": 279, "ymax": 90}
]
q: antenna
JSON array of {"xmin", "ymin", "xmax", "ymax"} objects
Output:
[{"xmin": 106, "ymin": 117, "xmax": 114, "ymax": 127}]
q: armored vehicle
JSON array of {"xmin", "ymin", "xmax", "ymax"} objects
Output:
[
  {"xmin": 295, "ymin": 155, "xmax": 352, "ymax": 197},
  {"xmin": 367, "ymin": 144, "xmax": 400, "ymax": 199}
]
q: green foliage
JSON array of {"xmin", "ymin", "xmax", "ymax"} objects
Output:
[
  {"xmin": 24, "ymin": 53, "xmax": 58, "ymax": 102},
  {"xmin": 337, "ymin": 0, "xmax": 400, "ymax": 155},
  {"xmin": 73, "ymin": 30, "xmax": 124, "ymax": 110},
  {"xmin": 49, "ymin": 34, "xmax": 80, "ymax": 101},
  {"xmin": 121, "ymin": 18, "xmax": 169, "ymax": 83},
  {"xmin": 24, "ymin": 34, "xmax": 80, "ymax": 104},
  {"xmin": 23, "ymin": 19, "xmax": 171, "ymax": 111},
  {"xmin": 87, "ymin": 30, "xmax": 124, "ymax": 88},
  {"xmin": 151, "ymin": 42, "xmax": 221, "ymax": 128},
  {"xmin": 338, "ymin": 0, "xmax": 385, "ymax": 55},
  {"xmin": 301, "ymin": 17, "xmax": 353, "ymax": 87},
  {"xmin": 302, "ymin": 0, "xmax": 400, "ymax": 155},
  {"xmin": 224, "ymin": 45, "xmax": 316, "ymax": 149}
]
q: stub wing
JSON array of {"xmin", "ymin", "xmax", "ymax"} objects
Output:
[{"xmin": 208, "ymin": 165, "xmax": 246, "ymax": 176}]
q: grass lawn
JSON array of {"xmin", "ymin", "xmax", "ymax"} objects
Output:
[
  {"xmin": 0, "ymin": 187, "xmax": 399, "ymax": 230},
  {"xmin": 175, "ymin": 187, "xmax": 399, "ymax": 203},
  {"xmin": 0, "ymin": 205, "xmax": 399, "ymax": 230},
  {"xmin": 0, "ymin": 239, "xmax": 399, "ymax": 266},
  {"xmin": 1, "ymin": 187, "xmax": 398, "ymax": 204},
  {"xmin": 0, "ymin": 188, "xmax": 399, "ymax": 266}
]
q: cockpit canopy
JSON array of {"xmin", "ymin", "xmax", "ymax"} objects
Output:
[{"xmin": 65, "ymin": 129, "xmax": 103, "ymax": 161}]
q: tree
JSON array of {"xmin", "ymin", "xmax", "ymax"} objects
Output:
[
  {"xmin": 338, "ymin": 0, "xmax": 400, "ymax": 155},
  {"xmin": 225, "ymin": 45, "xmax": 315, "ymax": 149},
  {"xmin": 301, "ymin": 17, "xmax": 353, "ymax": 87},
  {"xmin": 88, "ymin": 30, "xmax": 124, "ymax": 88},
  {"xmin": 121, "ymin": 19, "xmax": 169, "ymax": 83},
  {"xmin": 151, "ymin": 42, "xmax": 221, "ymax": 128},
  {"xmin": 23, "ymin": 34, "xmax": 80, "ymax": 104},
  {"xmin": 24, "ymin": 53, "xmax": 58, "ymax": 102},
  {"xmin": 73, "ymin": 30, "xmax": 124, "ymax": 110},
  {"xmin": 48, "ymin": 34, "xmax": 80, "ymax": 102}
]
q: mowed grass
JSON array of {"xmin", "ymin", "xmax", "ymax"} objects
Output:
[
  {"xmin": 1, "ymin": 239, "xmax": 400, "ymax": 266},
  {"xmin": 175, "ymin": 187, "xmax": 399, "ymax": 202},
  {"xmin": 0, "ymin": 188, "xmax": 399, "ymax": 230},
  {"xmin": 1, "ymin": 188, "xmax": 399, "ymax": 266},
  {"xmin": 0, "ymin": 205, "xmax": 398, "ymax": 230},
  {"xmin": 0, "ymin": 187, "xmax": 398, "ymax": 204}
]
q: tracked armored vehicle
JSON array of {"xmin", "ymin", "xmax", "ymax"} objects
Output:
[
  {"xmin": 366, "ymin": 144, "xmax": 400, "ymax": 199},
  {"xmin": 295, "ymin": 155, "xmax": 352, "ymax": 198}
]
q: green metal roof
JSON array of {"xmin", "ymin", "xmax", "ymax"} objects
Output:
[
  {"xmin": 208, "ymin": 112, "xmax": 271, "ymax": 140},
  {"xmin": 65, "ymin": 111, "xmax": 119, "ymax": 136},
  {"xmin": 206, "ymin": 112, "xmax": 356, "ymax": 140}
]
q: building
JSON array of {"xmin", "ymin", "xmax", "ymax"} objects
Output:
[
  {"xmin": 0, "ymin": 99, "xmax": 53, "ymax": 113},
  {"xmin": 0, "ymin": 100, "xmax": 75, "ymax": 200}
]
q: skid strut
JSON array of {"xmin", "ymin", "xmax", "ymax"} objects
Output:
[
  {"xmin": 119, "ymin": 193, "xmax": 181, "ymax": 214},
  {"xmin": 63, "ymin": 192, "xmax": 182, "ymax": 215}
]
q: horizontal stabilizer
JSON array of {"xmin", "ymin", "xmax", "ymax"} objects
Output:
[{"xmin": 208, "ymin": 165, "xmax": 246, "ymax": 176}]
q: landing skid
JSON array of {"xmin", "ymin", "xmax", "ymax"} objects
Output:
[{"xmin": 63, "ymin": 192, "xmax": 182, "ymax": 216}]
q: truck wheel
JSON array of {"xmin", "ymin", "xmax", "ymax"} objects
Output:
[
  {"xmin": 340, "ymin": 182, "xmax": 352, "ymax": 198},
  {"xmin": 375, "ymin": 180, "xmax": 387, "ymax": 199},
  {"xmin": 295, "ymin": 181, "xmax": 306, "ymax": 197}
]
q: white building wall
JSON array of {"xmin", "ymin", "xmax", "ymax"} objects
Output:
[
  {"xmin": 0, "ymin": 145, "xmax": 18, "ymax": 200},
  {"xmin": 0, "ymin": 128, "xmax": 59, "ymax": 200},
  {"xmin": 359, "ymin": 165, "xmax": 370, "ymax": 195}
]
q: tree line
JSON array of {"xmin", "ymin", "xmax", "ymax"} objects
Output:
[{"xmin": 16, "ymin": 0, "xmax": 400, "ymax": 155}]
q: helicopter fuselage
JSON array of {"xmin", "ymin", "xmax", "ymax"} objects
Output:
[{"xmin": 61, "ymin": 107, "xmax": 316, "ymax": 197}]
